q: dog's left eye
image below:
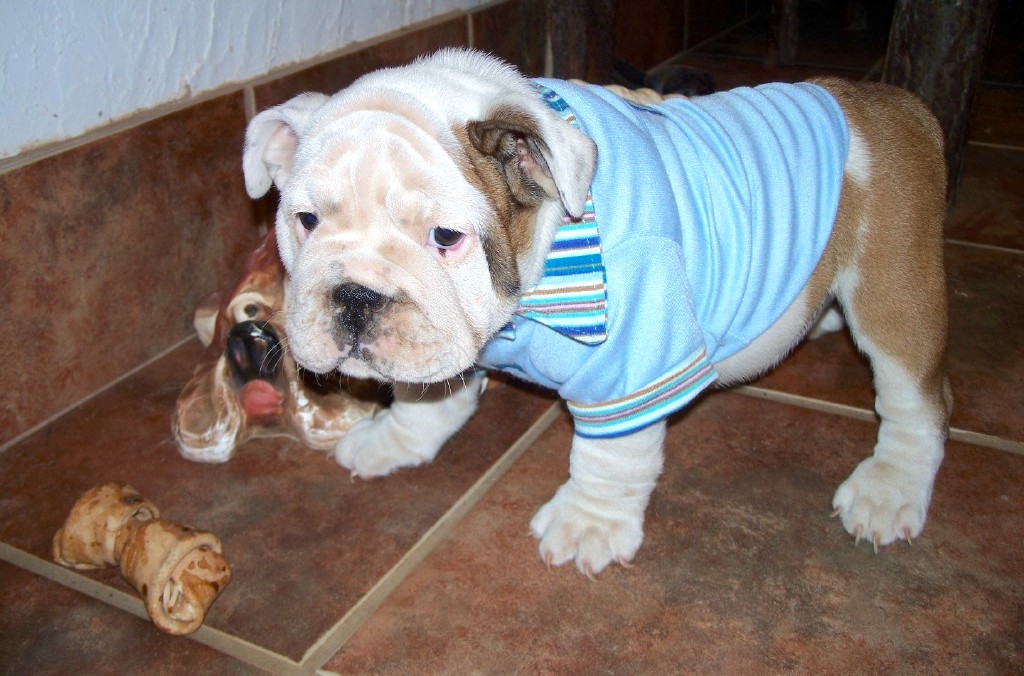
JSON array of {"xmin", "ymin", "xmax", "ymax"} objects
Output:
[
  {"xmin": 297, "ymin": 212, "xmax": 319, "ymax": 231},
  {"xmin": 428, "ymin": 227, "xmax": 465, "ymax": 250}
]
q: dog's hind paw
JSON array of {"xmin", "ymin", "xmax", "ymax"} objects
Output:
[
  {"xmin": 529, "ymin": 481, "xmax": 645, "ymax": 577},
  {"xmin": 831, "ymin": 456, "xmax": 933, "ymax": 552}
]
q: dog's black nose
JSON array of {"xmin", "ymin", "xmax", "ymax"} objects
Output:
[{"xmin": 331, "ymin": 283, "xmax": 390, "ymax": 336}]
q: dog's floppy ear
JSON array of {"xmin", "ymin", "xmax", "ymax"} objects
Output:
[
  {"xmin": 242, "ymin": 92, "xmax": 329, "ymax": 198},
  {"xmin": 467, "ymin": 105, "xmax": 596, "ymax": 218}
]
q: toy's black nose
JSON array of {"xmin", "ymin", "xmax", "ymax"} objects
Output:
[
  {"xmin": 225, "ymin": 320, "xmax": 282, "ymax": 383},
  {"xmin": 331, "ymin": 283, "xmax": 390, "ymax": 336}
]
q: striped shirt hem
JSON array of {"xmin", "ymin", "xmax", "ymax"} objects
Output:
[{"xmin": 567, "ymin": 349, "xmax": 717, "ymax": 438}]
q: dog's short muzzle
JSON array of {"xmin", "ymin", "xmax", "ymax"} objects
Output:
[{"xmin": 331, "ymin": 283, "xmax": 391, "ymax": 337}]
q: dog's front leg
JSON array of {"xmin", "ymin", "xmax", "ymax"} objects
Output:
[
  {"xmin": 333, "ymin": 376, "xmax": 485, "ymax": 478},
  {"xmin": 530, "ymin": 422, "xmax": 666, "ymax": 577}
]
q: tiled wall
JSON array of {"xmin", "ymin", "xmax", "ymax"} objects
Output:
[{"xmin": 0, "ymin": 0, "xmax": 544, "ymax": 448}]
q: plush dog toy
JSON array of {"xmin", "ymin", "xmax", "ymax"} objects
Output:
[
  {"xmin": 241, "ymin": 49, "xmax": 950, "ymax": 575},
  {"xmin": 172, "ymin": 230, "xmax": 377, "ymax": 463}
]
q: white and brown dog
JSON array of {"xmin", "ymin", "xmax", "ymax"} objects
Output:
[{"xmin": 242, "ymin": 49, "xmax": 950, "ymax": 575}]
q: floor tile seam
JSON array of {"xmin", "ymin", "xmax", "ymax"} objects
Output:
[
  {"xmin": 967, "ymin": 139, "xmax": 1024, "ymax": 152},
  {"xmin": 297, "ymin": 401, "xmax": 564, "ymax": 672},
  {"xmin": 734, "ymin": 385, "xmax": 1024, "ymax": 456},
  {"xmin": 859, "ymin": 58, "xmax": 883, "ymax": 82},
  {"xmin": 944, "ymin": 238, "xmax": 1024, "ymax": 256},
  {"xmin": 0, "ymin": 334, "xmax": 196, "ymax": 456},
  {"xmin": 0, "ymin": 541, "xmax": 305, "ymax": 676}
]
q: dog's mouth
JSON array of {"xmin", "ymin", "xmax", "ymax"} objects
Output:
[{"xmin": 330, "ymin": 330, "xmax": 448, "ymax": 384}]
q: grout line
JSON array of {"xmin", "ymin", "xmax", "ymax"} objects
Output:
[
  {"xmin": 243, "ymin": 85, "xmax": 257, "ymax": 122},
  {"xmin": 945, "ymin": 238, "xmax": 1024, "ymax": 256},
  {"xmin": 298, "ymin": 401, "xmax": 563, "ymax": 672},
  {"xmin": 735, "ymin": 386, "xmax": 1024, "ymax": 456},
  {"xmin": 966, "ymin": 139, "xmax": 1024, "ymax": 152},
  {"xmin": 735, "ymin": 386, "xmax": 876, "ymax": 422},
  {"xmin": 0, "ymin": 334, "xmax": 197, "ymax": 456},
  {"xmin": 981, "ymin": 79, "xmax": 1024, "ymax": 90},
  {"xmin": 948, "ymin": 428, "xmax": 1024, "ymax": 456},
  {"xmin": 0, "ymin": 542, "xmax": 305, "ymax": 675},
  {"xmin": 860, "ymin": 57, "xmax": 884, "ymax": 82}
]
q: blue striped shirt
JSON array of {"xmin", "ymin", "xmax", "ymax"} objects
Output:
[{"xmin": 477, "ymin": 79, "xmax": 848, "ymax": 438}]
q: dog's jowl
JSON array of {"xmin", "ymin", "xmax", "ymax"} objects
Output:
[{"xmin": 243, "ymin": 49, "xmax": 950, "ymax": 576}]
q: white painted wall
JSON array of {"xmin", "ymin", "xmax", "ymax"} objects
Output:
[{"xmin": 0, "ymin": 0, "xmax": 488, "ymax": 161}]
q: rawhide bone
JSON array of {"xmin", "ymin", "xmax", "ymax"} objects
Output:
[{"xmin": 53, "ymin": 482, "xmax": 231, "ymax": 635}]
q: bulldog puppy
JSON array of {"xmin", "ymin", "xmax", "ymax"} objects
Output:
[{"xmin": 242, "ymin": 49, "xmax": 950, "ymax": 575}]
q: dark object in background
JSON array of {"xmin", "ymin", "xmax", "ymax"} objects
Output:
[
  {"xmin": 645, "ymin": 63, "xmax": 716, "ymax": 96},
  {"xmin": 883, "ymin": 0, "xmax": 999, "ymax": 206},
  {"xmin": 613, "ymin": 57, "xmax": 716, "ymax": 96}
]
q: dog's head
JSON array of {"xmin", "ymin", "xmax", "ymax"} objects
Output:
[{"xmin": 242, "ymin": 49, "xmax": 596, "ymax": 383}]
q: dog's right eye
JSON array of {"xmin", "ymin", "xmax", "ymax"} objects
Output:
[{"xmin": 297, "ymin": 212, "xmax": 319, "ymax": 231}]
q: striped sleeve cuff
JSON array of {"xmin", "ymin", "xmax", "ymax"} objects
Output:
[{"xmin": 567, "ymin": 349, "xmax": 717, "ymax": 438}]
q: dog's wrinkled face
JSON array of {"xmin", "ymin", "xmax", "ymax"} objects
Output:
[
  {"xmin": 242, "ymin": 50, "xmax": 596, "ymax": 383},
  {"xmin": 278, "ymin": 98, "xmax": 506, "ymax": 382}
]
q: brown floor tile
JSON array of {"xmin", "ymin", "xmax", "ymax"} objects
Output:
[
  {"xmin": 752, "ymin": 242, "xmax": 1024, "ymax": 443},
  {"xmin": 0, "ymin": 340, "xmax": 556, "ymax": 661},
  {"xmin": 971, "ymin": 86, "xmax": 1024, "ymax": 148},
  {"xmin": 0, "ymin": 562, "xmax": 258, "ymax": 675},
  {"xmin": 942, "ymin": 243, "xmax": 1024, "ymax": 439},
  {"xmin": 947, "ymin": 144, "xmax": 1024, "ymax": 250},
  {"xmin": 328, "ymin": 396, "xmax": 1024, "ymax": 674}
]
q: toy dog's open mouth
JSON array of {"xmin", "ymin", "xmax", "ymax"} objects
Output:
[
  {"xmin": 226, "ymin": 320, "xmax": 285, "ymax": 420},
  {"xmin": 225, "ymin": 320, "xmax": 283, "ymax": 385}
]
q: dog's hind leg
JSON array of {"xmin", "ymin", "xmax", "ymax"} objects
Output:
[
  {"xmin": 819, "ymin": 79, "xmax": 952, "ymax": 551},
  {"xmin": 831, "ymin": 307, "xmax": 951, "ymax": 550}
]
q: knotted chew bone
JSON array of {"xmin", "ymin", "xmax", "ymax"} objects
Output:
[
  {"xmin": 118, "ymin": 519, "xmax": 231, "ymax": 635},
  {"xmin": 53, "ymin": 482, "xmax": 231, "ymax": 635},
  {"xmin": 52, "ymin": 482, "xmax": 159, "ymax": 569}
]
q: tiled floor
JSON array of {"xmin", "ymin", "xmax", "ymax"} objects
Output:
[{"xmin": 2, "ymin": 19, "xmax": 1023, "ymax": 676}]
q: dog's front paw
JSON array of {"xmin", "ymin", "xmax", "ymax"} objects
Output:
[
  {"xmin": 333, "ymin": 411, "xmax": 435, "ymax": 478},
  {"xmin": 529, "ymin": 481, "xmax": 645, "ymax": 577},
  {"xmin": 832, "ymin": 457, "xmax": 934, "ymax": 551}
]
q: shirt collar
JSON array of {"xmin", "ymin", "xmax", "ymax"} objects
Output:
[{"xmin": 498, "ymin": 83, "xmax": 608, "ymax": 346}]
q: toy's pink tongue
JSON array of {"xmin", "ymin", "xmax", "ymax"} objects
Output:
[{"xmin": 240, "ymin": 380, "xmax": 283, "ymax": 418}]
